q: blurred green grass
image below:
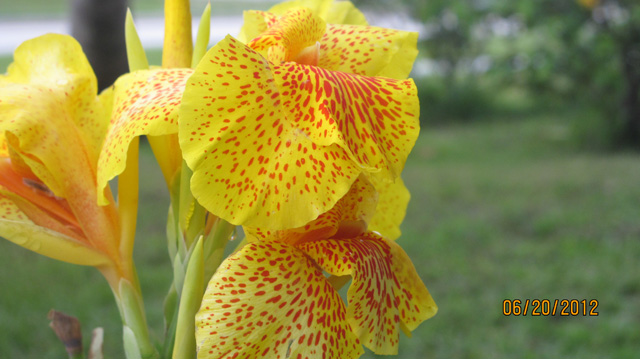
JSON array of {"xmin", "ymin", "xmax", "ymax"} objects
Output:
[{"xmin": 0, "ymin": 109, "xmax": 638, "ymax": 357}]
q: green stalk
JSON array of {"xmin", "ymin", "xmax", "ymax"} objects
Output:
[
  {"xmin": 172, "ymin": 237, "xmax": 205, "ymax": 359},
  {"xmin": 119, "ymin": 279, "xmax": 159, "ymax": 359}
]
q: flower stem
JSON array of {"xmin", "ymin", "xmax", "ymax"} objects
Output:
[{"xmin": 119, "ymin": 137, "xmax": 140, "ymax": 283}]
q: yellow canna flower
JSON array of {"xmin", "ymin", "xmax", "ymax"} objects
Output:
[
  {"xmin": 0, "ymin": 34, "xmax": 133, "ymax": 287},
  {"xmin": 179, "ymin": 6, "xmax": 421, "ymax": 230},
  {"xmin": 196, "ymin": 177, "xmax": 437, "ymax": 358}
]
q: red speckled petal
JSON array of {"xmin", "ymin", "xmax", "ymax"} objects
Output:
[
  {"xmin": 247, "ymin": 8, "xmax": 326, "ymax": 64},
  {"xmin": 298, "ymin": 233, "xmax": 437, "ymax": 354},
  {"xmin": 179, "ymin": 36, "xmax": 360, "ymax": 229},
  {"xmin": 196, "ymin": 241, "xmax": 363, "ymax": 359},
  {"xmin": 319, "ymin": 24, "xmax": 419, "ymax": 79},
  {"xmin": 268, "ymin": 0, "xmax": 368, "ymax": 25},
  {"xmin": 273, "ymin": 62, "xmax": 420, "ymax": 178},
  {"xmin": 244, "ymin": 174, "xmax": 377, "ymax": 244},
  {"xmin": 97, "ymin": 68, "xmax": 192, "ymax": 204},
  {"xmin": 368, "ymin": 175, "xmax": 410, "ymax": 241}
]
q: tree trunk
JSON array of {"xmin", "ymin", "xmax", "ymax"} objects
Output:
[
  {"xmin": 71, "ymin": 0, "xmax": 129, "ymax": 91},
  {"xmin": 618, "ymin": 24, "xmax": 640, "ymax": 146}
]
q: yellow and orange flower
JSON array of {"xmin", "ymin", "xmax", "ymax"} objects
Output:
[
  {"xmin": 0, "ymin": 34, "xmax": 132, "ymax": 286},
  {"xmin": 196, "ymin": 177, "xmax": 436, "ymax": 358},
  {"xmin": 179, "ymin": 2, "xmax": 420, "ymax": 231}
]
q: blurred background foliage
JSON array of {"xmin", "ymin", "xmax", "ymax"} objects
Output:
[
  {"xmin": 357, "ymin": 0, "xmax": 640, "ymax": 148},
  {"xmin": 1, "ymin": 0, "xmax": 640, "ymax": 358}
]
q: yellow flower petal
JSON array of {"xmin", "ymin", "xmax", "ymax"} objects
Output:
[
  {"xmin": 319, "ymin": 24, "xmax": 419, "ymax": 79},
  {"xmin": 98, "ymin": 68, "xmax": 192, "ymax": 204},
  {"xmin": 239, "ymin": 0, "xmax": 367, "ymax": 43},
  {"xmin": 3, "ymin": 34, "xmax": 108, "ymax": 163},
  {"xmin": 273, "ymin": 62, "xmax": 420, "ymax": 178},
  {"xmin": 0, "ymin": 133, "xmax": 8, "ymax": 157},
  {"xmin": 368, "ymin": 175, "xmax": 410, "ymax": 240},
  {"xmin": 245, "ymin": 174, "xmax": 377, "ymax": 243},
  {"xmin": 299, "ymin": 233, "xmax": 437, "ymax": 354},
  {"xmin": 179, "ymin": 36, "xmax": 359, "ymax": 229},
  {"xmin": 0, "ymin": 194, "xmax": 110, "ymax": 267},
  {"xmin": 321, "ymin": 0, "xmax": 368, "ymax": 25},
  {"xmin": 247, "ymin": 8, "xmax": 326, "ymax": 64},
  {"xmin": 196, "ymin": 241, "xmax": 363, "ymax": 359},
  {"xmin": 268, "ymin": 0, "xmax": 368, "ymax": 25},
  {"xmin": 238, "ymin": 11, "xmax": 279, "ymax": 44}
]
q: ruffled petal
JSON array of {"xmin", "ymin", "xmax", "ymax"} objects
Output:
[
  {"xmin": 298, "ymin": 233, "xmax": 437, "ymax": 354},
  {"xmin": 180, "ymin": 36, "xmax": 360, "ymax": 229},
  {"xmin": 3, "ymin": 34, "xmax": 108, "ymax": 164},
  {"xmin": 247, "ymin": 8, "xmax": 326, "ymax": 64},
  {"xmin": 98, "ymin": 68, "xmax": 192, "ymax": 204},
  {"xmin": 319, "ymin": 24, "xmax": 419, "ymax": 79},
  {"xmin": 244, "ymin": 174, "xmax": 377, "ymax": 244},
  {"xmin": 273, "ymin": 62, "xmax": 420, "ymax": 178},
  {"xmin": 368, "ymin": 175, "xmax": 410, "ymax": 240},
  {"xmin": 196, "ymin": 241, "xmax": 363, "ymax": 359}
]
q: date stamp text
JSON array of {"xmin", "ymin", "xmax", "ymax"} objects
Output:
[{"xmin": 503, "ymin": 299, "xmax": 599, "ymax": 316}]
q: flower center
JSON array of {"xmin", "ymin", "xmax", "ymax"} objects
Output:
[{"xmin": 293, "ymin": 42, "xmax": 320, "ymax": 66}]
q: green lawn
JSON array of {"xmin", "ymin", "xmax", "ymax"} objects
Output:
[{"xmin": 1, "ymin": 111, "xmax": 639, "ymax": 358}]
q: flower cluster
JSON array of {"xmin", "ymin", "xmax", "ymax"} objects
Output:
[{"xmin": 0, "ymin": 0, "xmax": 436, "ymax": 358}]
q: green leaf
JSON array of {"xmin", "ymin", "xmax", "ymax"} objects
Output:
[
  {"xmin": 166, "ymin": 206, "xmax": 179, "ymax": 262},
  {"xmin": 161, "ymin": 285, "xmax": 179, "ymax": 358},
  {"xmin": 125, "ymin": 9, "xmax": 150, "ymax": 71},
  {"xmin": 172, "ymin": 253, "xmax": 185, "ymax": 295},
  {"xmin": 203, "ymin": 218, "xmax": 235, "ymax": 281},
  {"xmin": 122, "ymin": 326, "xmax": 142, "ymax": 359},
  {"xmin": 192, "ymin": 2, "xmax": 211, "ymax": 68}
]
